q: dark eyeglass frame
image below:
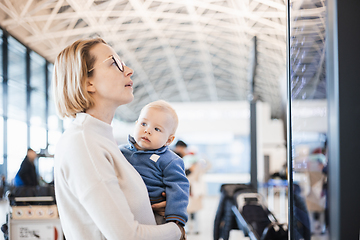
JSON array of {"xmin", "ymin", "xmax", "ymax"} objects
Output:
[{"xmin": 88, "ymin": 55, "xmax": 125, "ymax": 73}]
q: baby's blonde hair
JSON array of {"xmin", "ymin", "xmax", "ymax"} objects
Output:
[
  {"xmin": 141, "ymin": 100, "xmax": 179, "ymax": 134},
  {"xmin": 53, "ymin": 38, "xmax": 106, "ymax": 118}
]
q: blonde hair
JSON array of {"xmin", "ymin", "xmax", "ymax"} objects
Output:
[
  {"xmin": 141, "ymin": 100, "xmax": 179, "ymax": 134},
  {"xmin": 53, "ymin": 38, "xmax": 106, "ymax": 118}
]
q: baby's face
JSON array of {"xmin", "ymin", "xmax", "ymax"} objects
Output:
[{"xmin": 134, "ymin": 107, "xmax": 175, "ymax": 151}]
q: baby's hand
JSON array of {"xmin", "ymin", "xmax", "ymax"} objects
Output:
[{"xmin": 151, "ymin": 192, "xmax": 166, "ymax": 216}]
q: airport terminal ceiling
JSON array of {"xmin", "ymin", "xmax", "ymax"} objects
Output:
[{"xmin": 0, "ymin": 0, "xmax": 291, "ymax": 122}]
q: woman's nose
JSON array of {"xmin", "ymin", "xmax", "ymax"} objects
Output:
[{"xmin": 124, "ymin": 66, "xmax": 134, "ymax": 77}]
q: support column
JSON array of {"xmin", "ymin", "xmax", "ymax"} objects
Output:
[
  {"xmin": 250, "ymin": 101, "xmax": 257, "ymax": 189},
  {"xmin": 327, "ymin": 0, "xmax": 360, "ymax": 239},
  {"xmin": 249, "ymin": 36, "xmax": 258, "ymax": 190}
]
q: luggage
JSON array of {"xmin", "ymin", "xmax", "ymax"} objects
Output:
[
  {"xmin": 2, "ymin": 186, "xmax": 61, "ymax": 240},
  {"xmin": 213, "ymin": 184, "xmax": 250, "ymax": 240},
  {"xmin": 8, "ymin": 186, "xmax": 56, "ymax": 206},
  {"xmin": 214, "ymin": 184, "xmax": 288, "ymax": 240}
]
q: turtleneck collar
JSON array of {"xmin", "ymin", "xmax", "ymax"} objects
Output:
[{"xmin": 74, "ymin": 113, "xmax": 115, "ymax": 142}]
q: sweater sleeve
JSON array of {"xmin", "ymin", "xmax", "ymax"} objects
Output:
[
  {"xmin": 57, "ymin": 132, "xmax": 181, "ymax": 240},
  {"xmin": 162, "ymin": 157, "xmax": 190, "ymax": 226}
]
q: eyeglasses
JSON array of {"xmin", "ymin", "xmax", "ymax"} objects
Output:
[{"xmin": 88, "ymin": 55, "xmax": 126, "ymax": 73}]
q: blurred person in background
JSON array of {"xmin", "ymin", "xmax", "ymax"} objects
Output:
[
  {"xmin": 173, "ymin": 140, "xmax": 188, "ymax": 158},
  {"xmin": 14, "ymin": 148, "xmax": 38, "ymax": 186},
  {"xmin": 173, "ymin": 141, "xmax": 211, "ymax": 234}
]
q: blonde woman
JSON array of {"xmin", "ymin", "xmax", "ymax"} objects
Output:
[{"xmin": 53, "ymin": 38, "xmax": 185, "ymax": 240}]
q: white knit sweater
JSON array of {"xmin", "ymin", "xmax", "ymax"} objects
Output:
[{"xmin": 54, "ymin": 113, "xmax": 180, "ymax": 240}]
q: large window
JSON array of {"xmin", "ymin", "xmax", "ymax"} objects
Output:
[
  {"xmin": 0, "ymin": 28, "xmax": 2, "ymax": 78},
  {"xmin": 8, "ymin": 37, "xmax": 26, "ymax": 122},
  {"xmin": 0, "ymin": 29, "xmax": 3, "ymax": 117},
  {"xmin": 47, "ymin": 63, "xmax": 62, "ymax": 156},
  {"xmin": 0, "ymin": 29, "xmax": 3, "ymax": 165},
  {"xmin": 7, "ymin": 36, "xmax": 27, "ymax": 179},
  {"xmin": 7, "ymin": 119, "xmax": 27, "ymax": 179},
  {"xmin": 30, "ymin": 51, "xmax": 47, "ymax": 152},
  {"xmin": 0, "ymin": 30, "xmax": 61, "ymax": 182},
  {"xmin": 0, "ymin": 117, "xmax": 3, "ymax": 165}
]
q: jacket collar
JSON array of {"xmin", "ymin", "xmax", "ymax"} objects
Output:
[{"xmin": 127, "ymin": 135, "xmax": 168, "ymax": 154}]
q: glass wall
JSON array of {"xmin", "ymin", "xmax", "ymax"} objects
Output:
[
  {"xmin": 288, "ymin": 0, "xmax": 328, "ymax": 239},
  {"xmin": 0, "ymin": 29, "xmax": 62, "ymax": 183}
]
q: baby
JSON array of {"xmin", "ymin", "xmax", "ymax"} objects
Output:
[{"xmin": 119, "ymin": 100, "xmax": 189, "ymax": 226}]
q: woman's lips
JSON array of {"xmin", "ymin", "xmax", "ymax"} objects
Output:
[{"xmin": 125, "ymin": 81, "xmax": 133, "ymax": 87}]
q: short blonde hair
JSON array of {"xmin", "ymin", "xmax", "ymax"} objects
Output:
[
  {"xmin": 141, "ymin": 100, "xmax": 179, "ymax": 134},
  {"xmin": 53, "ymin": 38, "xmax": 106, "ymax": 118}
]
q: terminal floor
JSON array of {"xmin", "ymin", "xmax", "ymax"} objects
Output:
[{"xmin": 186, "ymin": 195, "xmax": 248, "ymax": 240}]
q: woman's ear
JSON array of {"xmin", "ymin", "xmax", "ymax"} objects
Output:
[
  {"xmin": 86, "ymin": 78, "xmax": 96, "ymax": 93},
  {"xmin": 165, "ymin": 135, "xmax": 175, "ymax": 146}
]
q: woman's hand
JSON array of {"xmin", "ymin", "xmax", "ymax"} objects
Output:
[
  {"xmin": 174, "ymin": 221, "xmax": 186, "ymax": 240},
  {"xmin": 151, "ymin": 192, "xmax": 166, "ymax": 216}
]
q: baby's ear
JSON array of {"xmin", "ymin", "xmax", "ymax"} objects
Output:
[{"xmin": 165, "ymin": 135, "xmax": 175, "ymax": 146}]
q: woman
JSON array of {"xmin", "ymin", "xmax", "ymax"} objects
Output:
[{"xmin": 53, "ymin": 38, "xmax": 185, "ymax": 240}]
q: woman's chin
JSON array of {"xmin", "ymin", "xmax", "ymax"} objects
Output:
[
  {"xmin": 127, "ymin": 95, "xmax": 135, "ymax": 103},
  {"xmin": 120, "ymin": 95, "xmax": 134, "ymax": 105}
]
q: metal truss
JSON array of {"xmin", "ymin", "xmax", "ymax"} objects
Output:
[
  {"xmin": 289, "ymin": 0, "xmax": 326, "ymax": 100},
  {"xmin": 0, "ymin": 0, "xmax": 288, "ymax": 121}
]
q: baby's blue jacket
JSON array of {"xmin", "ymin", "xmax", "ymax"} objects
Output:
[{"xmin": 119, "ymin": 136, "xmax": 189, "ymax": 226}]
